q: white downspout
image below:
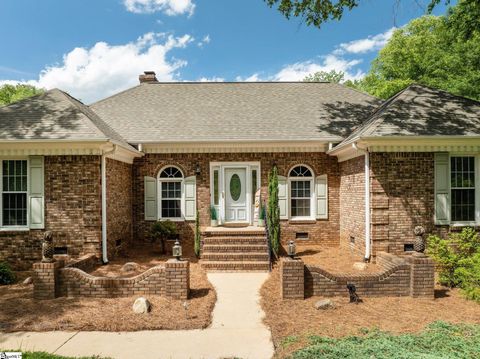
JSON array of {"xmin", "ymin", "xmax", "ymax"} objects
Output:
[
  {"xmin": 364, "ymin": 150, "xmax": 371, "ymax": 261},
  {"xmin": 101, "ymin": 144, "xmax": 116, "ymax": 264}
]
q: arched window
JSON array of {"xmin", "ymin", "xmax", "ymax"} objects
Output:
[
  {"xmin": 289, "ymin": 165, "xmax": 314, "ymax": 219},
  {"xmin": 158, "ymin": 166, "xmax": 183, "ymax": 219}
]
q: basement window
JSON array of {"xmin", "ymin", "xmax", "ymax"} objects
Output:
[
  {"xmin": 295, "ymin": 232, "xmax": 309, "ymax": 240},
  {"xmin": 404, "ymin": 244, "xmax": 414, "ymax": 252},
  {"xmin": 54, "ymin": 246, "xmax": 68, "ymax": 255}
]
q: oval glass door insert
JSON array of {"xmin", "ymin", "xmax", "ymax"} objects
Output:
[{"xmin": 230, "ymin": 174, "xmax": 241, "ymax": 201}]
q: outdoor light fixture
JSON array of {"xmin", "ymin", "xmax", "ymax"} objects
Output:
[
  {"xmin": 172, "ymin": 239, "xmax": 182, "ymax": 260},
  {"xmin": 287, "ymin": 240, "xmax": 296, "ymax": 259},
  {"xmin": 195, "ymin": 164, "xmax": 201, "ymax": 176}
]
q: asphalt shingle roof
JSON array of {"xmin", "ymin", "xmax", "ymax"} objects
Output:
[
  {"xmin": 340, "ymin": 84, "xmax": 480, "ymax": 146},
  {"xmin": 90, "ymin": 82, "xmax": 380, "ymax": 143},
  {"xmin": 0, "ymin": 89, "xmax": 135, "ymax": 150}
]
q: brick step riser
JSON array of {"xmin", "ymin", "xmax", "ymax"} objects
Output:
[
  {"xmin": 202, "ymin": 245, "xmax": 268, "ymax": 253},
  {"xmin": 203, "ymin": 238, "xmax": 266, "ymax": 245},
  {"xmin": 202, "ymin": 254, "xmax": 270, "ymax": 261},
  {"xmin": 202, "ymin": 232, "xmax": 266, "ymax": 238},
  {"xmin": 201, "ymin": 262, "xmax": 270, "ymax": 271}
]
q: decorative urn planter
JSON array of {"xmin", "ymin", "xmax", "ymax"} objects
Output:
[
  {"xmin": 413, "ymin": 225, "xmax": 426, "ymax": 253},
  {"xmin": 210, "ymin": 219, "xmax": 218, "ymax": 227},
  {"xmin": 258, "ymin": 218, "xmax": 265, "ymax": 227},
  {"xmin": 42, "ymin": 231, "xmax": 55, "ymax": 263}
]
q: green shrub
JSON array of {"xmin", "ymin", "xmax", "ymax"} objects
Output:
[
  {"xmin": 0, "ymin": 261, "xmax": 15, "ymax": 285},
  {"xmin": 151, "ymin": 220, "xmax": 178, "ymax": 254},
  {"xmin": 259, "ymin": 201, "xmax": 266, "ymax": 220},
  {"xmin": 267, "ymin": 165, "xmax": 280, "ymax": 257},
  {"xmin": 194, "ymin": 209, "xmax": 201, "ymax": 257},
  {"xmin": 427, "ymin": 227, "xmax": 480, "ymax": 301}
]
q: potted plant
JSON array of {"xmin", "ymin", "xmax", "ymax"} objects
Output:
[
  {"xmin": 210, "ymin": 205, "xmax": 218, "ymax": 227},
  {"xmin": 151, "ymin": 220, "xmax": 178, "ymax": 254},
  {"xmin": 258, "ymin": 202, "xmax": 266, "ymax": 227}
]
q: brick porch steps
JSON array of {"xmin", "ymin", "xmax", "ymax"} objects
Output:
[
  {"xmin": 201, "ymin": 261, "xmax": 270, "ymax": 271},
  {"xmin": 200, "ymin": 227, "xmax": 270, "ymax": 272}
]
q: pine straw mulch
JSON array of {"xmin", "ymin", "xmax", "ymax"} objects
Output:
[
  {"xmin": 296, "ymin": 245, "xmax": 381, "ymax": 274},
  {"xmin": 0, "ymin": 250, "xmax": 216, "ymax": 332},
  {"xmin": 261, "ymin": 265, "xmax": 480, "ymax": 358}
]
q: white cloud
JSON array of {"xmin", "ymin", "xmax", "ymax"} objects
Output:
[
  {"xmin": 2, "ymin": 32, "xmax": 193, "ymax": 103},
  {"xmin": 197, "ymin": 35, "xmax": 211, "ymax": 48},
  {"xmin": 335, "ymin": 28, "xmax": 395, "ymax": 55},
  {"xmin": 197, "ymin": 76, "xmax": 224, "ymax": 82},
  {"xmin": 235, "ymin": 73, "xmax": 261, "ymax": 82},
  {"xmin": 124, "ymin": 0, "xmax": 195, "ymax": 16}
]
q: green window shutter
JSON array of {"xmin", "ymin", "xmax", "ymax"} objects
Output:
[
  {"xmin": 278, "ymin": 175, "xmax": 288, "ymax": 220},
  {"xmin": 434, "ymin": 153, "xmax": 450, "ymax": 225},
  {"xmin": 29, "ymin": 156, "xmax": 44, "ymax": 229},
  {"xmin": 184, "ymin": 176, "xmax": 196, "ymax": 221},
  {"xmin": 316, "ymin": 175, "xmax": 328, "ymax": 219},
  {"xmin": 144, "ymin": 176, "xmax": 157, "ymax": 221}
]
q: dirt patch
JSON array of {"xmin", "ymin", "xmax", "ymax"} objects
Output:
[
  {"xmin": 261, "ymin": 265, "xmax": 480, "ymax": 358},
  {"xmin": 0, "ymin": 247, "xmax": 216, "ymax": 332},
  {"xmin": 296, "ymin": 245, "xmax": 380, "ymax": 274}
]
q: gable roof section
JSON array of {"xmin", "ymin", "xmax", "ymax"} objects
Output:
[
  {"xmin": 90, "ymin": 82, "xmax": 380, "ymax": 144},
  {"xmin": 0, "ymin": 89, "xmax": 136, "ymax": 152},
  {"xmin": 339, "ymin": 84, "xmax": 480, "ymax": 146}
]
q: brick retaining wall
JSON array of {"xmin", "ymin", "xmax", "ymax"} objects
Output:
[
  {"xmin": 281, "ymin": 251, "xmax": 434, "ymax": 299},
  {"xmin": 33, "ymin": 257, "xmax": 189, "ymax": 300}
]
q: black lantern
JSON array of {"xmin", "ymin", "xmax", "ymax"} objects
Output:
[
  {"xmin": 172, "ymin": 239, "xmax": 182, "ymax": 260},
  {"xmin": 287, "ymin": 240, "xmax": 296, "ymax": 259},
  {"xmin": 195, "ymin": 164, "xmax": 201, "ymax": 176}
]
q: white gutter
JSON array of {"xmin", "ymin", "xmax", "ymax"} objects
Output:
[
  {"xmin": 101, "ymin": 144, "xmax": 116, "ymax": 264},
  {"xmin": 353, "ymin": 142, "xmax": 371, "ymax": 261}
]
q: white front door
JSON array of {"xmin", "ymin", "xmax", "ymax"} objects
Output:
[{"xmin": 224, "ymin": 168, "xmax": 247, "ymax": 222}]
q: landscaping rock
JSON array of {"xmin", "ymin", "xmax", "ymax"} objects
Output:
[
  {"xmin": 122, "ymin": 262, "xmax": 138, "ymax": 272},
  {"xmin": 22, "ymin": 277, "xmax": 33, "ymax": 285},
  {"xmin": 353, "ymin": 262, "xmax": 367, "ymax": 271},
  {"xmin": 315, "ymin": 299, "xmax": 335, "ymax": 310},
  {"xmin": 132, "ymin": 297, "xmax": 151, "ymax": 314}
]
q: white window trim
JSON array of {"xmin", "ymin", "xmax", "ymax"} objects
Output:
[
  {"xmin": 157, "ymin": 166, "xmax": 185, "ymax": 222},
  {"xmin": 0, "ymin": 157, "xmax": 30, "ymax": 230},
  {"xmin": 288, "ymin": 165, "xmax": 316, "ymax": 221},
  {"xmin": 449, "ymin": 154, "xmax": 480, "ymax": 226}
]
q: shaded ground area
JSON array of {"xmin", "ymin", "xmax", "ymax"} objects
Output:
[
  {"xmin": 261, "ymin": 265, "xmax": 480, "ymax": 358},
  {"xmin": 296, "ymin": 245, "xmax": 380, "ymax": 274},
  {"xmin": 0, "ymin": 246, "xmax": 216, "ymax": 332}
]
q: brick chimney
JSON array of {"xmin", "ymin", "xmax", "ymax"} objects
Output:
[{"xmin": 139, "ymin": 71, "xmax": 158, "ymax": 83}]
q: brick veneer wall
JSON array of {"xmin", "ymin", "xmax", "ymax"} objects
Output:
[
  {"xmin": 339, "ymin": 156, "xmax": 365, "ymax": 255},
  {"xmin": 370, "ymin": 153, "xmax": 437, "ymax": 254},
  {"xmin": 132, "ymin": 152, "xmax": 340, "ymax": 254},
  {"xmin": 280, "ymin": 257, "xmax": 304, "ymax": 299},
  {"xmin": 0, "ymin": 155, "xmax": 102, "ymax": 270},
  {"xmin": 281, "ymin": 252, "xmax": 435, "ymax": 299},
  {"xmin": 106, "ymin": 158, "xmax": 133, "ymax": 258},
  {"xmin": 33, "ymin": 256, "xmax": 190, "ymax": 299}
]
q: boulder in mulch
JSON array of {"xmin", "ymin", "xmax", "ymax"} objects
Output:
[
  {"xmin": 315, "ymin": 299, "xmax": 335, "ymax": 310},
  {"xmin": 122, "ymin": 262, "xmax": 139, "ymax": 272},
  {"xmin": 22, "ymin": 277, "xmax": 33, "ymax": 285},
  {"xmin": 353, "ymin": 262, "xmax": 367, "ymax": 271},
  {"xmin": 133, "ymin": 297, "xmax": 151, "ymax": 314}
]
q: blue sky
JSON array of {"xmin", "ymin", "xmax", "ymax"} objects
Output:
[{"xmin": 0, "ymin": 0, "xmax": 452, "ymax": 103}]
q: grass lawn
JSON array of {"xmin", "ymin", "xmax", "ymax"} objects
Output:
[
  {"xmin": 1, "ymin": 352, "xmax": 108, "ymax": 359},
  {"xmin": 287, "ymin": 322, "xmax": 480, "ymax": 359}
]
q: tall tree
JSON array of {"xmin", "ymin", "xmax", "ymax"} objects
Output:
[
  {"xmin": 0, "ymin": 84, "xmax": 44, "ymax": 106},
  {"xmin": 303, "ymin": 70, "xmax": 345, "ymax": 83},
  {"xmin": 265, "ymin": 0, "xmax": 451, "ymax": 29},
  {"xmin": 353, "ymin": 1, "xmax": 480, "ymax": 100}
]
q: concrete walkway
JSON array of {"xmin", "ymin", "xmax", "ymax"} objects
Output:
[{"xmin": 0, "ymin": 273, "xmax": 274, "ymax": 359}]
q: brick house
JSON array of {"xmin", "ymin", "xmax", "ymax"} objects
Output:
[{"xmin": 1, "ymin": 72, "xmax": 479, "ymax": 270}]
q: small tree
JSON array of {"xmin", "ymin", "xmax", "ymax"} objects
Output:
[
  {"xmin": 194, "ymin": 209, "xmax": 201, "ymax": 257},
  {"xmin": 267, "ymin": 165, "xmax": 281, "ymax": 257},
  {"xmin": 0, "ymin": 261, "xmax": 15, "ymax": 285},
  {"xmin": 151, "ymin": 220, "xmax": 178, "ymax": 254}
]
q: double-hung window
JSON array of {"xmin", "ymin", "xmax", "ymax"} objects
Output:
[
  {"xmin": 158, "ymin": 166, "xmax": 183, "ymax": 219},
  {"xmin": 1, "ymin": 160, "xmax": 28, "ymax": 227},
  {"xmin": 289, "ymin": 165, "xmax": 314, "ymax": 219},
  {"xmin": 450, "ymin": 156, "xmax": 476, "ymax": 223}
]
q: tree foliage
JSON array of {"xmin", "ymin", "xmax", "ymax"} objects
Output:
[
  {"xmin": 351, "ymin": 1, "xmax": 480, "ymax": 100},
  {"xmin": 303, "ymin": 70, "xmax": 345, "ymax": 83},
  {"xmin": 0, "ymin": 84, "xmax": 44, "ymax": 106},
  {"xmin": 194, "ymin": 209, "xmax": 201, "ymax": 257},
  {"xmin": 265, "ymin": 0, "xmax": 450, "ymax": 29}
]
